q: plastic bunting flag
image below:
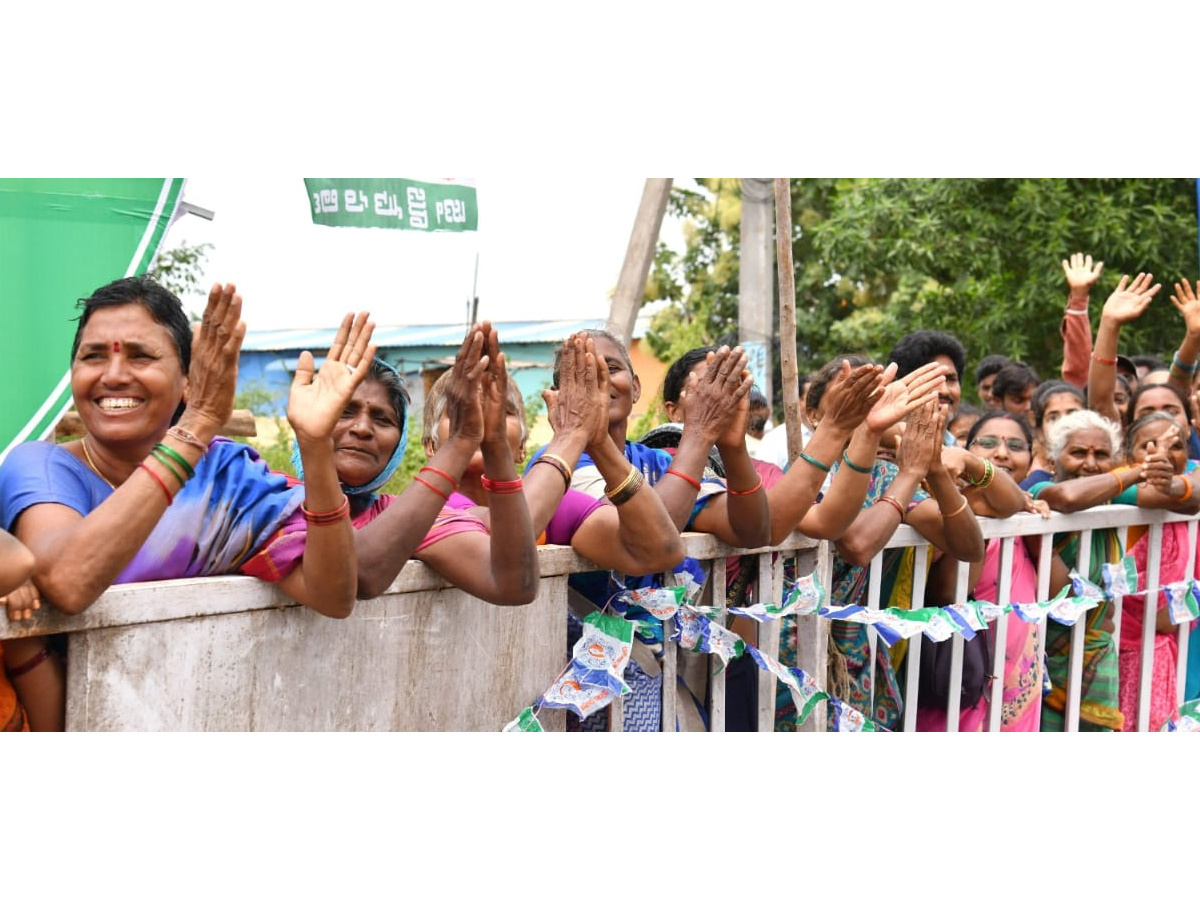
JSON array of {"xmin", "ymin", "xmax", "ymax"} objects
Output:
[
  {"xmin": 728, "ymin": 568, "xmax": 828, "ymax": 621},
  {"xmin": 622, "ymin": 585, "xmax": 686, "ymax": 621},
  {"xmin": 1102, "ymin": 557, "xmax": 1139, "ymax": 598},
  {"xmin": 1163, "ymin": 699, "xmax": 1200, "ymax": 731},
  {"xmin": 828, "ymin": 697, "xmax": 880, "ymax": 732},
  {"xmin": 673, "ymin": 606, "xmax": 745, "ymax": 666},
  {"xmin": 503, "ymin": 707, "xmax": 544, "ymax": 732},
  {"xmin": 538, "ymin": 612, "xmax": 634, "ymax": 719},
  {"xmin": 1166, "ymin": 581, "xmax": 1200, "ymax": 625},
  {"xmin": 746, "ymin": 646, "xmax": 827, "ymax": 725}
]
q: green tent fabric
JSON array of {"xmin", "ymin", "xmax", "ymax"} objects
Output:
[{"xmin": 0, "ymin": 178, "xmax": 185, "ymax": 462}]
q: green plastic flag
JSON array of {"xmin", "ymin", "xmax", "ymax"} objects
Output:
[
  {"xmin": 0, "ymin": 178, "xmax": 186, "ymax": 462},
  {"xmin": 303, "ymin": 178, "xmax": 477, "ymax": 232}
]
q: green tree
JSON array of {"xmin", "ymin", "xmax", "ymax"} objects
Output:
[
  {"xmin": 148, "ymin": 240, "xmax": 213, "ymax": 310},
  {"xmin": 647, "ymin": 179, "xmax": 1200, "ymax": 407}
]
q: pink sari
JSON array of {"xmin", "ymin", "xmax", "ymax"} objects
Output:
[
  {"xmin": 1118, "ymin": 521, "xmax": 1196, "ymax": 731},
  {"xmin": 916, "ymin": 537, "xmax": 1040, "ymax": 731}
]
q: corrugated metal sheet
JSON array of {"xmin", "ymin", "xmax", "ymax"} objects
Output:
[{"xmin": 240, "ymin": 316, "xmax": 655, "ymax": 350}]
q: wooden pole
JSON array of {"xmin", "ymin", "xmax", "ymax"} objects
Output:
[
  {"xmin": 606, "ymin": 178, "xmax": 673, "ymax": 348},
  {"xmin": 774, "ymin": 179, "xmax": 801, "ymax": 465}
]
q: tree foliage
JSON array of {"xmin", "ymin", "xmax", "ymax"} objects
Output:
[
  {"xmin": 148, "ymin": 240, "xmax": 214, "ymax": 311},
  {"xmin": 647, "ymin": 179, "xmax": 1199, "ymax": 407}
]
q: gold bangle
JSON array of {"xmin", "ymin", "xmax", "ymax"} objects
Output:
[
  {"xmin": 604, "ymin": 465, "xmax": 640, "ymax": 502},
  {"xmin": 943, "ymin": 498, "xmax": 970, "ymax": 519},
  {"xmin": 607, "ymin": 467, "xmax": 644, "ymax": 506},
  {"xmin": 877, "ymin": 494, "xmax": 906, "ymax": 521}
]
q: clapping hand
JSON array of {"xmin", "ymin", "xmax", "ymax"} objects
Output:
[
  {"xmin": 288, "ymin": 312, "xmax": 376, "ymax": 445},
  {"xmin": 865, "ymin": 360, "xmax": 946, "ymax": 435}
]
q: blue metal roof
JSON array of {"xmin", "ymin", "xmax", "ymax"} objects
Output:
[{"xmin": 240, "ymin": 318, "xmax": 611, "ymax": 351}]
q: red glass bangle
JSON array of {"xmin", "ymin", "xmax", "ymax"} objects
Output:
[
  {"xmin": 419, "ymin": 465, "xmax": 458, "ymax": 490},
  {"xmin": 665, "ymin": 468, "xmax": 701, "ymax": 491},
  {"xmin": 414, "ymin": 477, "xmax": 450, "ymax": 503},
  {"xmin": 1090, "ymin": 352, "xmax": 1117, "ymax": 366},
  {"xmin": 4, "ymin": 647, "xmax": 51, "ymax": 679},
  {"xmin": 302, "ymin": 495, "xmax": 350, "ymax": 525},
  {"xmin": 728, "ymin": 480, "xmax": 763, "ymax": 496},
  {"xmin": 481, "ymin": 476, "xmax": 524, "ymax": 494},
  {"xmin": 138, "ymin": 462, "xmax": 173, "ymax": 505}
]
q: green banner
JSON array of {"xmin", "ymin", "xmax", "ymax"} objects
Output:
[
  {"xmin": 304, "ymin": 178, "xmax": 478, "ymax": 232},
  {"xmin": 0, "ymin": 178, "xmax": 186, "ymax": 462}
]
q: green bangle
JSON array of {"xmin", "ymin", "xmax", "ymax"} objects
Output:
[
  {"xmin": 149, "ymin": 448, "xmax": 187, "ymax": 488},
  {"xmin": 154, "ymin": 442, "xmax": 195, "ymax": 479},
  {"xmin": 841, "ymin": 450, "xmax": 872, "ymax": 474},
  {"xmin": 798, "ymin": 451, "xmax": 831, "ymax": 474}
]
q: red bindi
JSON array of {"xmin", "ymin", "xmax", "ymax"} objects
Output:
[{"xmin": 113, "ymin": 341, "xmax": 120, "ymax": 354}]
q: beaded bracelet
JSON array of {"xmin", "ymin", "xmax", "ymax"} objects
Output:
[
  {"xmin": 877, "ymin": 494, "xmax": 906, "ymax": 521},
  {"xmin": 302, "ymin": 495, "xmax": 350, "ymax": 525},
  {"xmin": 798, "ymin": 451, "xmax": 831, "ymax": 473},
  {"xmin": 532, "ymin": 453, "xmax": 572, "ymax": 493},
  {"xmin": 481, "ymin": 476, "xmax": 524, "ymax": 494},
  {"xmin": 665, "ymin": 468, "xmax": 701, "ymax": 491},
  {"xmin": 414, "ymin": 476, "xmax": 450, "ymax": 502},
  {"xmin": 841, "ymin": 450, "xmax": 872, "ymax": 474},
  {"xmin": 138, "ymin": 462, "xmax": 173, "ymax": 505},
  {"xmin": 166, "ymin": 426, "xmax": 209, "ymax": 454}
]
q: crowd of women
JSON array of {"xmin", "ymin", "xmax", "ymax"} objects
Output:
[{"xmin": 3, "ymin": 253, "xmax": 1200, "ymax": 731}]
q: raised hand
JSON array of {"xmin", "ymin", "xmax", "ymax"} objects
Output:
[
  {"xmin": 679, "ymin": 345, "xmax": 754, "ymax": 449},
  {"xmin": 183, "ymin": 282, "xmax": 247, "ymax": 434},
  {"xmin": 1139, "ymin": 426, "xmax": 1181, "ymax": 493},
  {"xmin": 896, "ymin": 396, "xmax": 942, "ymax": 478},
  {"xmin": 820, "ymin": 361, "xmax": 890, "ymax": 433},
  {"xmin": 865, "ymin": 360, "xmax": 946, "ymax": 434},
  {"xmin": 544, "ymin": 333, "xmax": 607, "ymax": 446},
  {"xmin": 441, "ymin": 325, "xmax": 489, "ymax": 449},
  {"xmin": 1170, "ymin": 279, "xmax": 1200, "ymax": 338},
  {"xmin": 1102, "ymin": 272, "xmax": 1161, "ymax": 325},
  {"xmin": 1062, "ymin": 252, "xmax": 1104, "ymax": 297},
  {"xmin": 476, "ymin": 322, "xmax": 512, "ymax": 451},
  {"xmin": 288, "ymin": 311, "xmax": 376, "ymax": 445}
]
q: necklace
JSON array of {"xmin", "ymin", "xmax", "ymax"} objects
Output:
[{"xmin": 80, "ymin": 436, "xmax": 116, "ymax": 489}]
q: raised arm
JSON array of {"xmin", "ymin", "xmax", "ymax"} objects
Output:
[
  {"xmin": 353, "ymin": 328, "xmax": 488, "ymax": 598},
  {"xmin": 1167, "ymin": 280, "xmax": 1200, "ymax": 395},
  {"xmin": 535, "ymin": 334, "xmax": 683, "ymax": 574},
  {"xmin": 685, "ymin": 346, "xmax": 771, "ymax": 548},
  {"xmin": 1088, "ymin": 273, "xmax": 1161, "ymax": 421},
  {"xmin": 1060, "ymin": 252, "xmax": 1103, "ymax": 387},
  {"xmin": 417, "ymin": 324, "xmax": 540, "ymax": 605},
  {"xmin": 277, "ymin": 312, "xmax": 377, "ymax": 617},
  {"xmin": 15, "ymin": 284, "xmax": 246, "ymax": 614},
  {"xmin": 909, "ymin": 408, "xmax": 986, "ymax": 563},
  {"xmin": 800, "ymin": 360, "xmax": 945, "ymax": 540}
]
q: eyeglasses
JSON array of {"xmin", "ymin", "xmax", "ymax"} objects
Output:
[{"xmin": 970, "ymin": 436, "xmax": 1030, "ymax": 453}]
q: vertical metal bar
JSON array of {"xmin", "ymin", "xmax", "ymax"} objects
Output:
[
  {"xmin": 1065, "ymin": 528, "xmax": 1093, "ymax": 732},
  {"xmin": 865, "ymin": 551, "xmax": 884, "ymax": 718},
  {"xmin": 661, "ymin": 612, "xmax": 677, "ymax": 732},
  {"xmin": 708, "ymin": 555, "xmax": 728, "ymax": 733},
  {"xmin": 800, "ymin": 542, "xmax": 831, "ymax": 733},
  {"xmin": 986, "ymin": 536, "xmax": 1015, "ymax": 733},
  {"xmin": 1036, "ymin": 530, "xmax": 1054, "ymax": 731},
  {"xmin": 943, "ymin": 559, "xmax": 971, "ymax": 732},
  {"xmin": 901, "ymin": 543, "xmax": 929, "ymax": 733},
  {"xmin": 1137, "ymin": 522, "xmax": 1164, "ymax": 732},
  {"xmin": 1178, "ymin": 519, "xmax": 1198, "ymax": 707}
]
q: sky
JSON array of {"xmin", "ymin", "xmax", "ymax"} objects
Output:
[{"xmin": 160, "ymin": 177, "xmax": 686, "ymax": 332}]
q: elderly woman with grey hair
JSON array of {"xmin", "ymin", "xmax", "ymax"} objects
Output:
[{"xmin": 1027, "ymin": 409, "xmax": 1200, "ymax": 731}]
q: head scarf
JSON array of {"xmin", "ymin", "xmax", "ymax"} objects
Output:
[{"xmin": 291, "ymin": 357, "xmax": 409, "ymax": 500}]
